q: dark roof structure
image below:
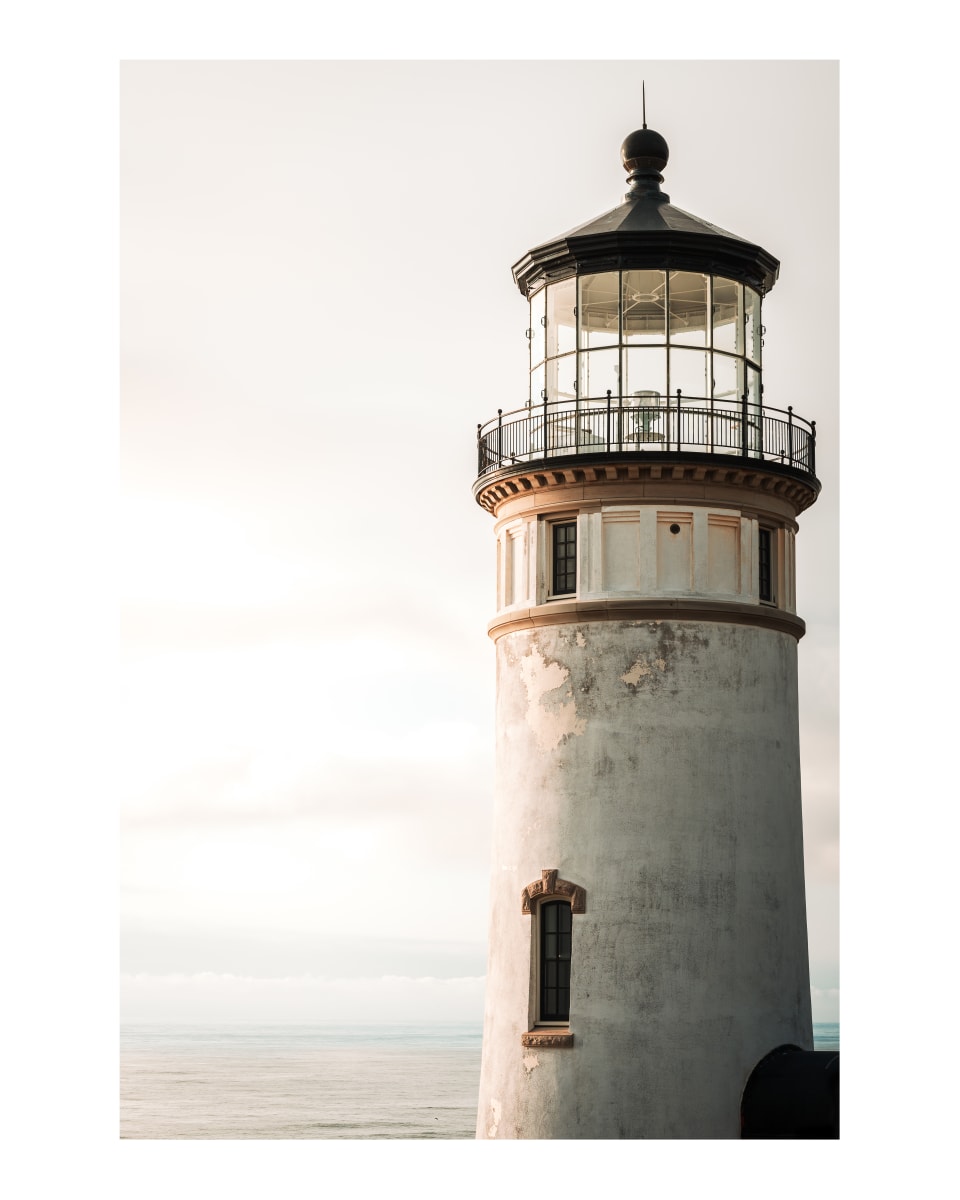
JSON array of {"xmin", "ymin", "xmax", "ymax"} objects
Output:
[{"xmin": 512, "ymin": 126, "xmax": 780, "ymax": 298}]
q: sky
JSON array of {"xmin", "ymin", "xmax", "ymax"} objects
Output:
[{"xmin": 119, "ymin": 59, "xmax": 839, "ymax": 1025}]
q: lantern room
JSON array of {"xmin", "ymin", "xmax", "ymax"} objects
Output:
[
  {"xmin": 476, "ymin": 124, "xmax": 816, "ymax": 484},
  {"xmin": 526, "ymin": 267, "xmax": 763, "ymax": 420}
]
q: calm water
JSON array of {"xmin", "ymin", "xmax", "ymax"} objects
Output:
[
  {"xmin": 120, "ymin": 1023, "xmax": 482, "ymax": 1139},
  {"xmin": 120, "ymin": 1022, "xmax": 839, "ymax": 1139}
]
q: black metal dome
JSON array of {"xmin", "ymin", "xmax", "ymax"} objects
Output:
[{"xmin": 512, "ymin": 126, "xmax": 779, "ymax": 298}]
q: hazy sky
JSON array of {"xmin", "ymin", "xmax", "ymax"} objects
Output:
[{"xmin": 119, "ymin": 59, "xmax": 839, "ymax": 1024}]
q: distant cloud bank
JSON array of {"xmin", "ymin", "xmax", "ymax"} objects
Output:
[{"xmin": 120, "ymin": 971, "xmax": 487, "ymax": 1024}]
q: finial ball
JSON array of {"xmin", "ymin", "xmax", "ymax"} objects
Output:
[{"xmin": 621, "ymin": 128, "xmax": 669, "ymax": 173}]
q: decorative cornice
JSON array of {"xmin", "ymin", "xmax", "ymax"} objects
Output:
[
  {"xmin": 491, "ymin": 598, "xmax": 806, "ymax": 642},
  {"xmin": 473, "ymin": 453, "xmax": 819, "ymax": 519},
  {"xmin": 522, "ymin": 869, "xmax": 587, "ymax": 914},
  {"xmin": 521, "ymin": 1030, "xmax": 574, "ymax": 1049}
]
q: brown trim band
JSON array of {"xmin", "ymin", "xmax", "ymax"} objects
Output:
[
  {"xmin": 488, "ymin": 597, "xmax": 806, "ymax": 641},
  {"xmin": 474, "ymin": 454, "xmax": 819, "ymax": 519}
]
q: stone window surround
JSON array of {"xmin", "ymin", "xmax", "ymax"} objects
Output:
[{"xmin": 520, "ymin": 870, "xmax": 586, "ymax": 1049}]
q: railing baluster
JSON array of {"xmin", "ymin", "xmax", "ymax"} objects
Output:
[
  {"xmin": 741, "ymin": 390, "xmax": 749, "ymax": 458},
  {"xmin": 787, "ymin": 405, "xmax": 794, "ymax": 468},
  {"xmin": 606, "ymin": 389, "xmax": 611, "ymax": 453},
  {"xmin": 676, "ymin": 390, "xmax": 682, "ymax": 453}
]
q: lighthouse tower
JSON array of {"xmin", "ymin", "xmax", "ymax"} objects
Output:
[{"xmin": 473, "ymin": 124, "xmax": 821, "ymax": 1139}]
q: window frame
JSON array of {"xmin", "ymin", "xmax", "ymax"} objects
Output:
[
  {"xmin": 536, "ymin": 898, "xmax": 573, "ymax": 1026},
  {"xmin": 548, "ymin": 518, "xmax": 578, "ymax": 599},
  {"xmin": 758, "ymin": 525, "xmax": 776, "ymax": 605},
  {"xmin": 520, "ymin": 872, "xmax": 585, "ymax": 1040}
]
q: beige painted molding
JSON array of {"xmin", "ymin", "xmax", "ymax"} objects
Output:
[{"xmin": 490, "ymin": 598, "xmax": 806, "ymax": 642}]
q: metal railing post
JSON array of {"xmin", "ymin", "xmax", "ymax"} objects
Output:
[
  {"xmin": 787, "ymin": 405, "xmax": 794, "ymax": 468},
  {"xmin": 741, "ymin": 390, "xmax": 749, "ymax": 458},
  {"xmin": 618, "ymin": 392, "xmax": 623, "ymax": 451},
  {"xmin": 810, "ymin": 419, "xmax": 816, "ymax": 476},
  {"xmin": 497, "ymin": 409, "xmax": 503, "ymax": 467},
  {"xmin": 477, "ymin": 422, "xmax": 482, "ymax": 474},
  {"xmin": 709, "ymin": 392, "xmax": 715, "ymax": 454},
  {"xmin": 606, "ymin": 389, "xmax": 611, "ymax": 453},
  {"xmin": 542, "ymin": 393, "xmax": 548, "ymax": 460},
  {"xmin": 676, "ymin": 389, "xmax": 682, "ymax": 452}
]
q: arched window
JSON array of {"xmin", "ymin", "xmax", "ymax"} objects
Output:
[{"xmin": 520, "ymin": 870, "xmax": 586, "ymax": 1046}]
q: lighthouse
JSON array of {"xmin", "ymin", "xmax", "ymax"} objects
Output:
[{"xmin": 473, "ymin": 122, "xmax": 822, "ymax": 1139}]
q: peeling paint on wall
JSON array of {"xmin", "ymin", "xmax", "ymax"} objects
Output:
[
  {"xmin": 487, "ymin": 1099, "xmax": 502, "ymax": 1139},
  {"xmin": 522, "ymin": 1054, "xmax": 539, "ymax": 1073},
  {"xmin": 519, "ymin": 644, "xmax": 587, "ymax": 752},
  {"xmin": 621, "ymin": 655, "xmax": 667, "ymax": 687}
]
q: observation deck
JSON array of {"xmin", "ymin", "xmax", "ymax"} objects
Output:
[{"xmin": 476, "ymin": 392, "xmax": 816, "ymax": 481}]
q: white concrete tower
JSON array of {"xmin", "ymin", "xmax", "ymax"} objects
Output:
[{"xmin": 473, "ymin": 124, "xmax": 821, "ymax": 1139}]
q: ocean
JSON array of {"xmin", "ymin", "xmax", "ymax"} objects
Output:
[{"xmin": 120, "ymin": 1022, "xmax": 839, "ymax": 1139}]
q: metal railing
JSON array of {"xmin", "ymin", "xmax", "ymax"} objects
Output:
[{"xmin": 476, "ymin": 391, "xmax": 816, "ymax": 480}]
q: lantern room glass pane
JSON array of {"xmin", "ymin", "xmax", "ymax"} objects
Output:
[
  {"xmin": 746, "ymin": 364, "xmax": 762, "ymax": 452},
  {"xmin": 747, "ymin": 363, "xmax": 760, "ymax": 406},
  {"xmin": 579, "ymin": 272, "xmax": 620, "ymax": 348},
  {"xmin": 744, "ymin": 287, "xmax": 761, "ymax": 365},
  {"xmin": 712, "ymin": 277, "xmax": 742, "ymax": 354},
  {"xmin": 546, "ymin": 278, "xmax": 576, "ymax": 358},
  {"xmin": 623, "ymin": 346, "xmax": 667, "ymax": 402},
  {"xmin": 670, "ymin": 348, "xmax": 710, "ymax": 403},
  {"xmin": 529, "ymin": 287, "xmax": 546, "ymax": 368},
  {"xmin": 668, "ymin": 271, "xmax": 709, "ymax": 347},
  {"xmin": 712, "ymin": 352, "xmax": 739, "ymax": 403},
  {"xmin": 623, "ymin": 269, "xmax": 666, "ymax": 343},
  {"xmin": 579, "ymin": 348, "xmax": 619, "ymax": 401},
  {"xmin": 546, "ymin": 353, "xmax": 577, "ymax": 403},
  {"xmin": 530, "ymin": 361, "xmax": 545, "ymax": 404}
]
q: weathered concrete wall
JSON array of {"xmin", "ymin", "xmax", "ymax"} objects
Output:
[{"xmin": 475, "ymin": 618, "xmax": 812, "ymax": 1139}]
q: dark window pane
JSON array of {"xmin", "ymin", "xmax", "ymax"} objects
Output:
[
  {"xmin": 759, "ymin": 528, "xmax": 772, "ymax": 602},
  {"xmin": 552, "ymin": 522, "xmax": 577, "ymax": 596},
  {"xmin": 540, "ymin": 900, "xmax": 572, "ymax": 1022}
]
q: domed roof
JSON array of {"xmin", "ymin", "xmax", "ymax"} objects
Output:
[{"xmin": 512, "ymin": 126, "xmax": 779, "ymax": 297}]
